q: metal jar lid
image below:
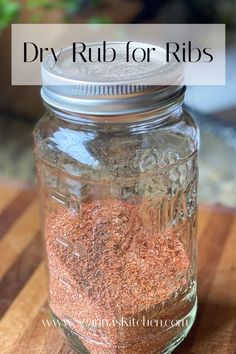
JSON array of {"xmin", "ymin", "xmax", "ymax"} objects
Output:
[{"xmin": 41, "ymin": 42, "xmax": 184, "ymax": 116}]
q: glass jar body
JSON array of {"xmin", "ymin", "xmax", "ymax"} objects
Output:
[{"xmin": 34, "ymin": 107, "xmax": 199, "ymax": 354}]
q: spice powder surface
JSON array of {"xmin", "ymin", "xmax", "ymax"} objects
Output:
[{"xmin": 46, "ymin": 199, "xmax": 193, "ymax": 353}]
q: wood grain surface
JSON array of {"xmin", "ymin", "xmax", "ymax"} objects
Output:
[{"xmin": 0, "ymin": 182, "xmax": 235, "ymax": 354}]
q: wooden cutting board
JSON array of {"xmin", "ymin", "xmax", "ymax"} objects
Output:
[{"xmin": 0, "ymin": 182, "xmax": 235, "ymax": 354}]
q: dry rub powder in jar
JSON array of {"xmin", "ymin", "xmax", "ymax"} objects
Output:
[{"xmin": 34, "ymin": 42, "xmax": 199, "ymax": 354}]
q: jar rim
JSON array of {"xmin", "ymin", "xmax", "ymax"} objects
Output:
[{"xmin": 41, "ymin": 85, "xmax": 185, "ymax": 116}]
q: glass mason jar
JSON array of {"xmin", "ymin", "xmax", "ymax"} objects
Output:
[{"xmin": 34, "ymin": 43, "xmax": 199, "ymax": 354}]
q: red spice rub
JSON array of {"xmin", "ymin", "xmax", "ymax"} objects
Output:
[{"xmin": 46, "ymin": 199, "xmax": 193, "ymax": 353}]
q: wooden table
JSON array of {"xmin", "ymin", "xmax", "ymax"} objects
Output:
[{"xmin": 0, "ymin": 182, "xmax": 235, "ymax": 354}]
